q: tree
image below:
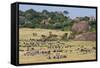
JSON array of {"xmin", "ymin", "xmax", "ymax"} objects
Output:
[
  {"xmin": 42, "ymin": 10, "xmax": 49, "ymax": 14},
  {"xmin": 25, "ymin": 13, "xmax": 33, "ymax": 21},
  {"xmin": 89, "ymin": 20, "xmax": 96, "ymax": 32},
  {"xmin": 53, "ymin": 23, "xmax": 62, "ymax": 29},
  {"xmin": 82, "ymin": 16, "xmax": 90, "ymax": 21},
  {"xmin": 24, "ymin": 9, "xmax": 37, "ymax": 20},
  {"xmin": 25, "ymin": 9, "xmax": 36, "ymax": 14}
]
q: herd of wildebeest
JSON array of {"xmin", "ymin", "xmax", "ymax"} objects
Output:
[{"xmin": 19, "ymin": 30, "xmax": 96, "ymax": 60}]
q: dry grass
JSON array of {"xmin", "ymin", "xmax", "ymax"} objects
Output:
[{"xmin": 19, "ymin": 28, "xmax": 96, "ymax": 64}]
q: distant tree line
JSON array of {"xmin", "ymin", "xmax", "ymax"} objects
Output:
[{"xmin": 19, "ymin": 9, "xmax": 96, "ymax": 32}]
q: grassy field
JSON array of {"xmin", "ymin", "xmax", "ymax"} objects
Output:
[{"xmin": 19, "ymin": 28, "xmax": 96, "ymax": 64}]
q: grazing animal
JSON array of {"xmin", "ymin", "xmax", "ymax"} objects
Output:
[
  {"xmin": 49, "ymin": 32, "xmax": 58, "ymax": 38},
  {"xmin": 92, "ymin": 47, "xmax": 96, "ymax": 50},
  {"xmin": 32, "ymin": 33, "xmax": 37, "ymax": 36},
  {"xmin": 41, "ymin": 34, "xmax": 46, "ymax": 38},
  {"xmin": 41, "ymin": 34, "xmax": 47, "ymax": 41},
  {"xmin": 80, "ymin": 48, "xmax": 91, "ymax": 54},
  {"xmin": 47, "ymin": 32, "xmax": 58, "ymax": 41}
]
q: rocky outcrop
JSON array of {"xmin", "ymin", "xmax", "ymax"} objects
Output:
[
  {"xmin": 72, "ymin": 21, "xmax": 90, "ymax": 33},
  {"xmin": 74, "ymin": 32, "xmax": 96, "ymax": 41}
]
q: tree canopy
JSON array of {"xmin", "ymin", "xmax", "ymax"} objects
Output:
[{"xmin": 19, "ymin": 9, "xmax": 96, "ymax": 32}]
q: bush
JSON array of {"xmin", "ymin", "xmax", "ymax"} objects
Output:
[{"xmin": 53, "ymin": 23, "xmax": 62, "ymax": 29}]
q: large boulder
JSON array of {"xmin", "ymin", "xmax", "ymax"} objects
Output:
[
  {"xmin": 71, "ymin": 21, "xmax": 90, "ymax": 33},
  {"xmin": 74, "ymin": 32, "xmax": 96, "ymax": 41}
]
